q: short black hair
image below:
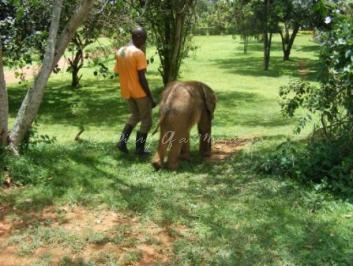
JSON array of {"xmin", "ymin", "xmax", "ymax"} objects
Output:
[{"xmin": 131, "ymin": 27, "xmax": 147, "ymax": 40}]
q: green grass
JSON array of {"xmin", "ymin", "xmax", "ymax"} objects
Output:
[{"xmin": 2, "ymin": 34, "xmax": 353, "ymax": 265}]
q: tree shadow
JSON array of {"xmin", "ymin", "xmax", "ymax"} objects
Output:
[
  {"xmin": 8, "ymin": 76, "xmax": 162, "ymax": 128},
  {"xmin": 1, "ymin": 136, "xmax": 351, "ymax": 264},
  {"xmin": 296, "ymin": 44, "xmax": 321, "ymax": 53},
  {"xmin": 212, "ymin": 56, "xmax": 321, "ymax": 81},
  {"xmin": 214, "ymin": 90, "xmax": 295, "ymax": 128},
  {"xmin": 152, "ymin": 149, "xmax": 353, "ymax": 264},
  {"xmin": 0, "ymin": 142, "xmax": 156, "ymax": 216}
]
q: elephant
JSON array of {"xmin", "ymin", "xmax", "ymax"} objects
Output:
[{"xmin": 151, "ymin": 81, "xmax": 216, "ymax": 170}]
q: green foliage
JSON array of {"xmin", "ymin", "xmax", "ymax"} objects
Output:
[
  {"xmin": 65, "ymin": 1, "xmax": 134, "ymax": 88},
  {"xmin": 259, "ymin": 138, "xmax": 353, "ymax": 197},
  {"xmin": 20, "ymin": 121, "xmax": 57, "ymax": 153},
  {"xmin": 195, "ymin": 0, "xmax": 235, "ymax": 35},
  {"xmin": 142, "ymin": 0, "xmax": 197, "ymax": 84},
  {"xmin": 280, "ymin": 4, "xmax": 353, "ymax": 136},
  {"xmin": 277, "ymin": 4, "xmax": 353, "ymax": 196},
  {"xmin": 0, "ymin": 0, "xmax": 51, "ymax": 67}
]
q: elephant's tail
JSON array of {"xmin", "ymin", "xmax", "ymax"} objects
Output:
[
  {"xmin": 151, "ymin": 122, "xmax": 160, "ymax": 136},
  {"xmin": 151, "ymin": 85, "xmax": 177, "ymax": 136},
  {"xmin": 151, "ymin": 108, "xmax": 169, "ymax": 136}
]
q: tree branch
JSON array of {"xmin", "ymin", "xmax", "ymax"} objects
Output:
[{"xmin": 53, "ymin": 0, "xmax": 95, "ymax": 69}]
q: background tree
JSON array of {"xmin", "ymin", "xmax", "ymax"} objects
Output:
[
  {"xmin": 0, "ymin": 0, "xmax": 52, "ymax": 147},
  {"xmin": 0, "ymin": 0, "xmax": 95, "ymax": 153},
  {"xmin": 142, "ymin": 0, "xmax": 197, "ymax": 85},
  {"xmin": 65, "ymin": 1, "xmax": 135, "ymax": 88},
  {"xmin": 205, "ymin": 0, "xmax": 234, "ymax": 35},
  {"xmin": 278, "ymin": 0, "xmax": 353, "ymax": 189},
  {"xmin": 233, "ymin": 0, "xmax": 280, "ymax": 70},
  {"xmin": 276, "ymin": 0, "xmax": 327, "ymax": 61},
  {"xmin": 195, "ymin": 0, "xmax": 234, "ymax": 35},
  {"xmin": 232, "ymin": 0, "xmax": 262, "ymax": 54},
  {"xmin": 254, "ymin": 0, "xmax": 281, "ymax": 70}
]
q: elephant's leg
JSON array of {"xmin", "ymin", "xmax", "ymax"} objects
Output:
[
  {"xmin": 179, "ymin": 133, "xmax": 191, "ymax": 161},
  {"xmin": 199, "ymin": 135, "xmax": 212, "ymax": 156},
  {"xmin": 151, "ymin": 127, "xmax": 168, "ymax": 170},
  {"xmin": 166, "ymin": 130, "xmax": 184, "ymax": 170},
  {"xmin": 198, "ymin": 114, "xmax": 212, "ymax": 157}
]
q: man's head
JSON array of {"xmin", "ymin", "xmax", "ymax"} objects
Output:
[{"xmin": 132, "ymin": 27, "xmax": 147, "ymax": 49}]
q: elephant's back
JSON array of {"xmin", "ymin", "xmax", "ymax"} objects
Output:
[
  {"xmin": 161, "ymin": 81, "xmax": 203, "ymax": 127},
  {"xmin": 164, "ymin": 81, "xmax": 203, "ymax": 109}
]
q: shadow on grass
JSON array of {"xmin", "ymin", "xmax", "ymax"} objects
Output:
[
  {"xmin": 0, "ymin": 142, "xmax": 156, "ymax": 215},
  {"xmin": 213, "ymin": 55, "xmax": 321, "ymax": 81},
  {"xmin": 8, "ymin": 76, "xmax": 162, "ymax": 127},
  {"xmin": 214, "ymin": 90, "xmax": 294, "ymax": 128},
  {"xmin": 156, "ymin": 151, "xmax": 353, "ymax": 264},
  {"xmin": 296, "ymin": 44, "xmax": 321, "ymax": 53},
  {"xmin": 1, "ymin": 139, "xmax": 352, "ymax": 264}
]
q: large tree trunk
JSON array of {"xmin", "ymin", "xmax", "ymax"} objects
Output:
[
  {"xmin": 8, "ymin": 0, "xmax": 63, "ymax": 153},
  {"xmin": 146, "ymin": 0, "xmax": 195, "ymax": 86},
  {"xmin": 8, "ymin": 0, "xmax": 95, "ymax": 153},
  {"xmin": 0, "ymin": 42, "xmax": 9, "ymax": 146},
  {"xmin": 167, "ymin": 13, "xmax": 184, "ymax": 83}
]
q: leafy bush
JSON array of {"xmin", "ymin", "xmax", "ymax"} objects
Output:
[
  {"xmin": 20, "ymin": 121, "xmax": 57, "ymax": 152},
  {"xmin": 273, "ymin": 4, "xmax": 353, "ymax": 196},
  {"xmin": 259, "ymin": 138, "xmax": 353, "ymax": 195}
]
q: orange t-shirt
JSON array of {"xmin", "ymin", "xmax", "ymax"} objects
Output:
[{"xmin": 114, "ymin": 45, "xmax": 147, "ymax": 99}]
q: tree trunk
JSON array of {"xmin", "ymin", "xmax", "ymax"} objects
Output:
[
  {"xmin": 263, "ymin": 32, "xmax": 272, "ymax": 71},
  {"xmin": 167, "ymin": 13, "xmax": 184, "ymax": 83},
  {"xmin": 0, "ymin": 42, "xmax": 9, "ymax": 146},
  {"xmin": 8, "ymin": 0, "xmax": 63, "ymax": 153},
  {"xmin": 8, "ymin": 0, "xmax": 95, "ymax": 153},
  {"xmin": 160, "ymin": 2, "xmax": 172, "ymax": 85},
  {"xmin": 147, "ymin": 0, "xmax": 195, "ymax": 86},
  {"xmin": 69, "ymin": 35, "xmax": 84, "ymax": 89},
  {"xmin": 243, "ymin": 34, "xmax": 248, "ymax": 54},
  {"xmin": 71, "ymin": 61, "xmax": 83, "ymax": 88},
  {"xmin": 280, "ymin": 25, "xmax": 299, "ymax": 61},
  {"xmin": 263, "ymin": 0, "xmax": 271, "ymax": 71}
]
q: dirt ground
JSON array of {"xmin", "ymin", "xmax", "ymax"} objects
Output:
[
  {"xmin": 4, "ymin": 59, "xmax": 70, "ymax": 85},
  {"xmin": 0, "ymin": 205, "xmax": 183, "ymax": 265},
  {"xmin": 207, "ymin": 138, "xmax": 255, "ymax": 162}
]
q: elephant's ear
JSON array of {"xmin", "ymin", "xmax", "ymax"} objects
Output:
[{"xmin": 201, "ymin": 84, "xmax": 216, "ymax": 120}]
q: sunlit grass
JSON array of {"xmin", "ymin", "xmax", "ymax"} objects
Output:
[{"xmin": 3, "ymin": 34, "xmax": 353, "ymax": 265}]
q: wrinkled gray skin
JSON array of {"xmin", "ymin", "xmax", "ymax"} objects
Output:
[{"xmin": 152, "ymin": 81, "xmax": 216, "ymax": 170}]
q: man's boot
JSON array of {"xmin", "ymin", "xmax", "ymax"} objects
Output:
[
  {"xmin": 135, "ymin": 131, "xmax": 150, "ymax": 156},
  {"xmin": 117, "ymin": 124, "xmax": 133, "ymax": 153}
]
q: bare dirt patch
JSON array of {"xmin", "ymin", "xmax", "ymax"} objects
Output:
[
  {"xmin": 207, "ymin": 137, "xmax": 257, "ymax": 162},
  {"xmin": 0, "ymin": 205, "xmax": 186, "ymax": 265},
  {"xmin": 4, "ymin": 58, "xmax": 70, "ymax": 85}
]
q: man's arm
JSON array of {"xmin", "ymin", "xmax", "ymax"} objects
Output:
[{"xmin": 138, "ymin": 69, "xmax": 156, "ymax": 107}]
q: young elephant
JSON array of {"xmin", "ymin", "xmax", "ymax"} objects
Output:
[{"xmin": 152, "ymin": 81, "xmax": 216, "ymax": 170}]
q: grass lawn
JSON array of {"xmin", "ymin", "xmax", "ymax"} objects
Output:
[{"xmin": 1, "ymin": 34, "xmax": 353, "ymax": 265}]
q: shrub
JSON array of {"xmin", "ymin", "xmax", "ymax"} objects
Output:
[{"xmin": 272, "ymin": 4, "xmax": 353, "ymax": 196}]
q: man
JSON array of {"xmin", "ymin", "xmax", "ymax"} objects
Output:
[{"xmin": 114, "ymin": 27, "xmax": 156, "ymax": 156}]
